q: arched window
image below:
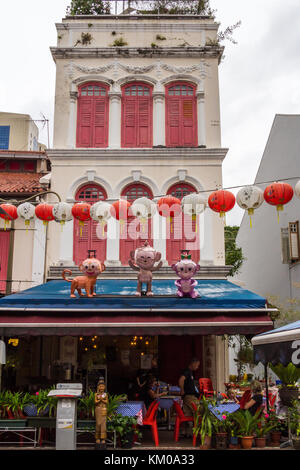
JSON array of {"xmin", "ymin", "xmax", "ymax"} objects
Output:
[
  {"xmin": 165, "ymin": 82, "xmax": 197, "ymax": 147},
  {"xmin": 73, "ymin": 184, "xmax": 107, "ymax": 264},
  {"xmin": 76, "ymin": 82, "xmax": 109, "ymax": 148},
  {"xmin": 121, "ymin": 82, "xmax": 153, "ymax": 148},
  {"xmin": 166, "ymin": 182, "xmax": 200, "ymax": 265},
  {"xmin": 119, "ymin": 183, "xmax": 154, "ymax": 265}
]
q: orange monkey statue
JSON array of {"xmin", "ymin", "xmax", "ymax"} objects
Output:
[{"xmin": 62, "ymin": 257, "xmax": 105, "ymax": 298}]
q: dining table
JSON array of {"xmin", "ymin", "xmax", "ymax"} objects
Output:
[
  {"xmin": 115, "ymin": 401, "xmax": 146, "ymax": 425},
  {"xmin": 157, "ymin": 396, "xmax": 182, "ymax": 430},
  {"xmin": 208, "ymin": 402, "xmax": 240, "ymax": 420}
]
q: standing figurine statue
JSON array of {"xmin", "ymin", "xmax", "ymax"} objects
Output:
[
  {"xmin": 95, "ymin": 376, "xmax": 108, "ymax": 450},
  {"xmin": 129, "ymin": 241, "xmax": 162, "ymax": 296},
  {"xmin": 171, "ymin": 250, "xmax": 200, "ymax": 298},
  {"xmin": 62, "ymin": 256, "xmax": 105, "ymax": 298}
]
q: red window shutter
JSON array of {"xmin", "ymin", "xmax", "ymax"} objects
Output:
[
  {"xmin": 167, "ymin": 98, "xmax": 180, "ymax": 146},
  {"xmin": 93, "ymin": 98, "xmax": 108, "ymax": 147},
  {"xmin": 123, "ymin": 98, "xmax": 136, "ymax": 147},
  {"xmin": 181, "ymin": 98, "xmax": 195, "ymax": 146},
  {"xmin": 138, "ymin": 98, "xmax": 151, "ymax": 147},
  {"xmin": 0, "ymin": 231, "xmax": 10, "ymax": 293},
  {"xmin": 77, "ymin": 99, "xmax": 93, "ymax": 147}
]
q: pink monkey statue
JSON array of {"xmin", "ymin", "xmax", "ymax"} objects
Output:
[
  {"xmin": 171, "ymin": 250, "xmax": 200, "ymax": 298},
  {"xmin": 129, "ymin": 241, "xmax": 162, "ymax": 296},
  {"xmin": 62, "ymin": 257, "xmax": 105, "ymax": 298}
]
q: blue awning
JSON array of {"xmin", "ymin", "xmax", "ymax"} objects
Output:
[{"xmin": 0, "ymin": 279, "xmax": 274, "ymax": 336}]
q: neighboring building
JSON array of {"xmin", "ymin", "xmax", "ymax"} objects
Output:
[
  {"xmin": 0, "ymin": 112, "xmax": 45, "ymax": 152},
  {"xmin": 234, "ymin": 114, "xmax": 300, "ymax": 305}
]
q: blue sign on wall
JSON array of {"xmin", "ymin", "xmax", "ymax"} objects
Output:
[{"xmin": 0, "ymin": 126, "xmax": 10, "ymax": 149}]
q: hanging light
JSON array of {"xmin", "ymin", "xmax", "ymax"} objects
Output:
[
  {"xmin": 181, "ymin": 192, "xmax": 207, "ymax": 232},
  {"xmin": 264, "ymin": 181, "xmax": 294, "ymax": 222},
  {"xmin": 90, "ymin": 201, "xmax": 112, "ymax": 237},
  {"xmin": 236, "ymin": 186, "xmax": 264, "ymax": 227},
  {"xmin": 295, "ymin": 180, "xmax": 300, "ymax": 199},
  {"xmin": 157, "ymin": 195, "xmax": 182, "ymax": 233},
  {"xmin": 52, "ymin": 202, "xmax": 73, "ymax": 229},
  {"xmin": 130, "ymin": 197, "xmax": 157, "ymax": 232},
  {"xmin": 72, "ymin": 202, "xmax": 91, "ymax": 236},
  {"xmin": 35, "ymin": 203, "xmax": 55, "ymax": 226},
  {"xmin": 0, "ymin": 203, "xmax": 18, "ymax": 230},
  {"xmin": 208, "ymin": 189, "xmax": 235, "ymax": 219},
  {"xmin": 17, "ymin": 202, "xmax": 35, "ymax": 230}
]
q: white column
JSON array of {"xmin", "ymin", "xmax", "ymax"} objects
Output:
[
  {"xmin": 32, "ymin": 219, "xmax": 46, "ymax": 286},
  {"xmin": 153, "ymin": 212, "xmax": 168, "ymax": 266},
  {"xmin": 67, "ymin": 91, "xmax": 78, "ymax": 149},
  {"xmin": 108, "ymin": 92, "xmax": 121, "ymax": 149},
  {"xmin": 59, "ymin": 220, "xmax": 75, "ymax": 266},
  {"xmin": 105, "ymin": 217, "xmax": 121, "ymax": 266},
  {"xmin": 197, "ymin": 91, "xmax": 206, "ymax": 147},
  {"xmin": 200, "ymin": 209, "xmax": 214, "ymax": 265},
  {"xmin": 153, "ymin": 92, "xmax": 165, "ymax": 147}
]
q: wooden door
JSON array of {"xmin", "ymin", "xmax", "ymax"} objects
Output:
[
  {"xmin": 119, "ymin": 183, "xmax": 153, "ymax": 265},
  {"xmin": 73, "ymin": 184, "xmax": 107, "ymax": 264},
  {"xmin": 166, "ymin": 183, "xmax": 200, "ymax": 265},
  {"xmin": 121, "ymin": 83, "xmax": 152, "ymax": 148},
  {"xmin": 76, "ymin": 83, "xmax": 109, "ymax": 148},
  {"xmin": 165, "ymin": 82, "xmax": 197, "ymax": 147},
  {"xmin": 0, "ymin": 231, "xmax": 10, "ymax": 293}
]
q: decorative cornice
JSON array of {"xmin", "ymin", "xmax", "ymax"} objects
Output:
[
  {"xmin": 47, "ymin": 147, "xmax": 228, "ymax": 162},
  {"xmin": 51, "ymin": 46, "xmax": 224, "ymax": 62}
]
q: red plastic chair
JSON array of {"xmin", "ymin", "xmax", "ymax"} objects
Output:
[
  {"xmin": 173, "ymin": 400, "xmax": 194, "ymax": 442},
  {"xmin": 198, "ymin": 378, "xmax": 214, "ymax": 398},
  {"xmin": 239, "ymin": 389, "xmax": 252, "ymax": 409},
  {"xmin": 142, "ymin": 401, "xmax": 159, "ymax": 447}
]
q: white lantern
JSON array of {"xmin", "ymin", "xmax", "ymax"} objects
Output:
[
  {"xmin": 181, "ymin": 192, "xmax": 207, "ymax": 217},
  {"xmin": 131, "ymin": 197, "xmax": 157, "ymax": 232},
  {"xmin": 295, "ymin": 180, "xmax": 300, "ymax": 199},
  {"xmin": 236, "ymin": 186, "xmax": 264, "ymax": 226},
  {"xmin": 90, "ymin": 201, "xmax": 112, "ymax": 236},
  {"xmin": 17, "ymin": 202, "xmax": 35, "ymax": 228},
  {"xmin": 52, "ymin": 202, "xmax": 73, "ymax": 227}
]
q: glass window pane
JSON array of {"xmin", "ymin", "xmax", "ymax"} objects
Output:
[{"xmin": 81, "ymin": 91, "xmax": 87, "ymax": 96}]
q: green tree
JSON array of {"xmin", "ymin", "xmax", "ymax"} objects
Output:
[
  {"xmin": 225, "ymin": 225, "xmax": 244, "ymax": 276},
  {"xmin": 66, "ymin": 0, "xmax": 111, "ymax": 15},
  {"xmin": 132, "ymin": 0, "xmax": 214, "ymax": 15}
]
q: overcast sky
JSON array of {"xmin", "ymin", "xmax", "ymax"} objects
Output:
[{"xmin": 1, "ymin": 0, "xmax": 299, "ymax": 225}]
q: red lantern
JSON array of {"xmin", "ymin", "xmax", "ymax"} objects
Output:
[
  {"xmin": 35, "ymin": 203, "xmax": 55, "ymax": 226},
  {"xmin": 110, "ymin": 200, "xmax": 131, "ymax": 234},
  {"xmin": 208, "ymin": 190, "xmax": 235, "ymax": 218},
  {"xmin": 264, "ymin": 182, "xmax": 293, "ymax": 221},
  {"xmin": 157, "ymin": 195, "xmax": 182, "ymax": 233},
  {"xmin": 0, "ymin": 203, "xmax": 18, "ymax": 230},
  {"xmin": 72, "ymin": 202, "xmax": 91, "ymax": 236}
]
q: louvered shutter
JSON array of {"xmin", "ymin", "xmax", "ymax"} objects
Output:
[
  {"xmin": 93, "ymin": 98, "xmax": 107, "ymax": 147},
  {"xmin": 167, "ymin": 98, "xmax": 180, "ymax": 146},
  {"xmin": 182, "ymin": 98, "xmax": 195, "ymax": 146},
  {"xmin": 123, "ymin": 98, "xmax": 136, "ymax": 147},
  {"xmin": 77, "ymin": 99, "xmax": 93, "ymax": 147},
  {"xmin": 138, "ymin": 98, "xmax": 151, "ymax": 147}
]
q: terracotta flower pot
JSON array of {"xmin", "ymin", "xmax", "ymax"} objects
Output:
[
  {"xmin": 199, "ymin": 435, "xmax": 212, "ymax": 450},
  {"xmin": 240, "ymin": 436, "xmax": 253, "ymax": 449},
  {"xmin": 215, "ymin": 432, "xmax": 228, "ymax": 450},
  {"xmin": 270, "ymin": 431, "xmax": 281, "ymax": 445},
  {"xmin": 255, "ymin": 437, "xmax": 266, "ymax": 448}
]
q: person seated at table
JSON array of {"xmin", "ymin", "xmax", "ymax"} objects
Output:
[
  {"xmin": 178, "ymin": 357, "xmax": 200, "ymax": 417},
  {"xmin": 243, "ymin": 380, "xmax": 263, "ymax": 415},
  {"xmin": 227, "ymin": 388, "xmax": 240, "ymax": 403},
  {"xmin": 140, "ymin": 375, "xmax": 168, "ymax": 409}
]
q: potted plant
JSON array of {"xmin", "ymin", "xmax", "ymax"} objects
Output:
[
  {"xmin": 268, "ymin": 411, "xmax": 286, "ymax": 446},
  {"xmin": 230, "ymin": 410, "xmax": 260, "ymax": 449},
  {"xmin": 212, "ymin": 411, "xmax": 229, "ymax": 450},
  {"xmin": 269, "ymin": 362, "xmax": 300, "ymax": 407},
  {"xmin": 289, "ymin": 400, "xmax": 300, "ymax": 450},
  {"xmin": 107, "ymin": 414, "xmax": 141, "ymax": 449},
  {"xmin": 254, "ymin": 413, "xmax": 276, "ymax": 448},
  {"xmin": 193, "ymin": 397, "xmax": 214, "ymax": 450}
]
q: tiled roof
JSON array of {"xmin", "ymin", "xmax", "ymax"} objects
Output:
[{"xmin": 0, "ymin": 172, "xmax": 44, "ymax": 194}]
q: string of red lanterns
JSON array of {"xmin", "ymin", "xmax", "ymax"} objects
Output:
[{"xmin": 0, "ymin": 180, "xmax": 298, "ymax": 232}]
